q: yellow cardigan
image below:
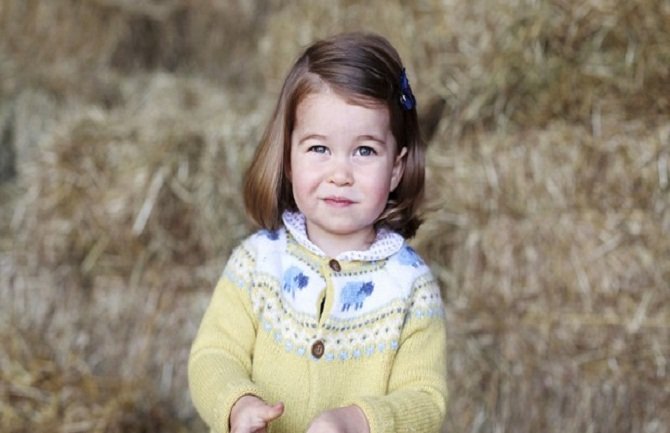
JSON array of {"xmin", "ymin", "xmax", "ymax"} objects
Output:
[{"xmin": 188, "ymin": 212, "xmax": 448, "ymax": 433}]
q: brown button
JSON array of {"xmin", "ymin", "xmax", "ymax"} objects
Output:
[
  {"xmin": 329, "ymin": 259, "xmax": 341, "ymax": 272},
  {"xmin": 311, "ymin": 340, "xmax": 325, "ymax": 359}
]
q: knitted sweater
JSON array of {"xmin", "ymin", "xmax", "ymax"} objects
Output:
[{"xmin": 188, "ymin": 212, "xmax": 448, "ymax": 433}]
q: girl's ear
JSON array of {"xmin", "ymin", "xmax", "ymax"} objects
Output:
[{"xmin": 390, "ymin": 146, "xmax": 407, "ymax": 192}]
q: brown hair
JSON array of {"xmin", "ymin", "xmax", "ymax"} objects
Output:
[{"xmin": 243, "ymin": 32, "xmax": 426, "ymax": 238}]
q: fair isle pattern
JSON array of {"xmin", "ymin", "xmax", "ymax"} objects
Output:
[{"xmin": 222, "ymin": 211, "xmax": 445, "ymax": 362}]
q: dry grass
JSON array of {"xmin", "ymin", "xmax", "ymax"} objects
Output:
[
  {"xmin": 417, "ymin": 117, "xmax": 670, "ymax": 432},
  {"xmin": 1, "ymin": 324, "xmax": 193, "ymax": 432},
  {"xmin": 10, "ymin": 74, "xmax": 259, "ymax": 290},
  {"xmin": 1, "ymin": 0, "xmax": 669, "ymax": 432}
]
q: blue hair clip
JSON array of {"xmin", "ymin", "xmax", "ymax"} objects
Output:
[{"xmin": 399, "ymin": 68, "xmax": 416, "ymax": 111}]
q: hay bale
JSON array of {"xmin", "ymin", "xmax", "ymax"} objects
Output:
[
  {"xmin": 416, "ymin": 116, "xmax": 670, "ymax": 432},
  {"xmin": 12, "ymin": 73, "xmax": 267, "ymax": 289},
  {"xmin": 0, "ymin": 0, "xmax": 267, "ymax": 95},
  {"xmin": 438, "ymin": 0, "xmax": 670, "ymax": 131},
  {"xmin": 1, "ymin": 237, "xmax": 212, "ymax": 424},
  {"xmin": 0, "ymin": 324, "xmax": 198, "ymax": 432}
]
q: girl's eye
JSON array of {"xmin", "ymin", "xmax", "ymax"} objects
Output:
[
  {"xmin": 308, "ymin": 145, "xmax": 328, "ymax": 154},
  {"xmin": 356, "ymin": 146, "xmax": 377, "ymax": 156}
]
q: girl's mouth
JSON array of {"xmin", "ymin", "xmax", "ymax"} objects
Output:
[{"xmin": 323, "ymin": 196, "xmax": 355, "ymax": 207}]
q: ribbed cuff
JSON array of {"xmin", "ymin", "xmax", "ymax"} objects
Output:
[
  {"xmin": 348, "ymin": 397, "xmax": 395, "ymax": 433},
  {"xmin": 349, "ymin": 393, "xmax": 444, "ymax": 433},
  {"xmin": 213, "ymin": 380, "xmax": 264, "ymax": 433}
]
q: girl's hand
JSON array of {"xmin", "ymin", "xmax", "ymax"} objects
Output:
[
  {"xmin": 230, "ymin": 395, "xmax": 284, "ymax": 433},
  {"xmin": 305, "ymin": 405, "xmax": 370, "ymax": 433}
]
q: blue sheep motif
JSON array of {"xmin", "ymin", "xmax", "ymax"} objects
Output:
[
  {"xmin": 340, "ymin": 281, "xmax": 375, "ymax": 312},
  {"xmin": 282, "ymin": 266, "xmax": 309, "ymax": 298},
  {"xmin": 397, "ymin": 246, "xmax": 423, "ymax": 268}
]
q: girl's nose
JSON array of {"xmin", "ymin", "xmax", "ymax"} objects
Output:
[{"xmin": 328, "ymin": 158, "xmax": 353, "ymax": 186}]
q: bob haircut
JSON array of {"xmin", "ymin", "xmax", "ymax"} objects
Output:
[{"xmin": 243, "ymin": 32, "xmax": 426, "ymax": 238}]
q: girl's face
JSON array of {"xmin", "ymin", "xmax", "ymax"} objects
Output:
[{"xmin": 289, "ymin": 89, "xmax": 406, "ymax": 257}]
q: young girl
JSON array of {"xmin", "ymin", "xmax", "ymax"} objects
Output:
[{"xmin": 188, "ymin": 32, "xmax": 448, "ymax": 433}]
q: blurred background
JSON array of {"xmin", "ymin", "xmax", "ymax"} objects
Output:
[{"xmin": 1, "ymin": 0, "xmax": 669, "ymax": 432}]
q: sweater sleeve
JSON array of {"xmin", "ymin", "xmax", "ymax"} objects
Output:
[
  {"xmin": 188, "ymin": 243, "xmax": 265, "ymax": 433},
  {"xmin": 350, "ymin": 275, "xmax": 448, "ymax": 433}
]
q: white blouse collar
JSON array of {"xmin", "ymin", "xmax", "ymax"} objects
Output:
[{"xmin": 282, "ymin": 211, "xmax": 405, "ymax": 261}]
